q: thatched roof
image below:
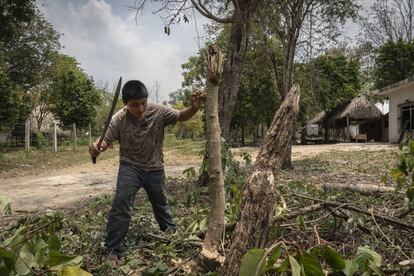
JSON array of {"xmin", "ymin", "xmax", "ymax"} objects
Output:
[
  {"xmin": 307, "ymin": 111, "xmax": 326, "ymax": 124},
  {"xmin": 332, "ymin": 95, "xmax": 382, "ymax": 120}
]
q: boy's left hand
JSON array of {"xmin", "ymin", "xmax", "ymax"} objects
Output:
[{"xmin": 191, "ymin": 90, "xmax": 205, "ymax": 110}]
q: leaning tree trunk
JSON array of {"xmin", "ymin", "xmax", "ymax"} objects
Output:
[
  {"xmin": 222, "ymin": 85, "xmax": 300, "ymax": 276},
  {"xmin": 199, "ymin": 45, "xmax": 226, "ymax": 266}
]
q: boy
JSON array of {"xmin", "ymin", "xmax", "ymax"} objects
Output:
[{"xmin": 89, "ymin": 80, "xmax": 203, "ymax": 263}]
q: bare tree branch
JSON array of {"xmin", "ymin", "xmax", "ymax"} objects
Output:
[{"xmin": 190, "ymin": 0, "xmax": 234, "ymax": 23}]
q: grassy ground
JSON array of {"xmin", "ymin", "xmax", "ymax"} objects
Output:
[
  {"xmin": 0, "ymin": 134, "xmax": 204, "ymax": 178},
  {"xmin": 1, "ymin": 146, "xmax": 412, "ymax": 275}
]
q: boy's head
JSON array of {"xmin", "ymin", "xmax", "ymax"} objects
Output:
[
  {"xmin": 122, "ymin": 80, "xmax": 148, "ymax": 104},
  {"xmin": 122, "ymin": 80, "xmax": 149, "ymax": 120}
]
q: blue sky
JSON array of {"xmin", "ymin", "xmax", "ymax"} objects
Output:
[{"xmin": 38, "ymin": 0, "xmax": 374, "ymax": 102}]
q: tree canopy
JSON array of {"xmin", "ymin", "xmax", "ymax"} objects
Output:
[
  {"xmin": 49, "ymin": 54, "xmax": 101, "ymax": 129},
  {"xmin": 374, "ymin": 39, "xmax": 414, "ymax": 89}
]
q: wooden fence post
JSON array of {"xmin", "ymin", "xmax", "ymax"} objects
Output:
[
  {"xmin": 25, "ymin": 118, "xmax": 30, "ymax": 152},
  {"xmin": 88, "ymin": 123, "xmax": 92, "ymax": 145},
  {"xmin": 73, "ymin": 123, "xmax": 77, "ymax": 150},
  {"xmin": 53, "ymin": 122, "xmax": 58, "ymax": 152}
]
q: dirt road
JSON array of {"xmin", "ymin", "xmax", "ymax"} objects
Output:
[{"xmin": 0, "ymin": 143, "xmax": 396, "ymax": 217}]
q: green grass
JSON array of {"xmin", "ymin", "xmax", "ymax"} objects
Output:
[
  {"xmin": 163, "ymin": 134, "xmax": 204, "ymax": 156},
  {"xmin": 0, "ymin": 145, "xmax": 120, "ymax": 178},
  {"xmin": 0, "ymin": 135, "xmax": 205, "ymax": 178}
]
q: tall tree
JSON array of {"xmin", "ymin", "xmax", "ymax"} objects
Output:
[
  {"xmin": 0, "ymin": 2, "xmax": 61, "ymax": 129},
  {"xmin": 49, "ymin": 54, "xmax": 101, "ymax": 129},
  {"xmin": 2, "ymin": 9, "xmax": 61, "ymax": 90},
  {"xmin": 361, "ymin": 0, "xmax": 414, "ymax": 46},
  {"xmin": 373, "ymin": 39, "xmax": 414, "ymax": 89},
  {"xmin": 131, "ymin": 0, "xmax": 263, "ymax": 141}
]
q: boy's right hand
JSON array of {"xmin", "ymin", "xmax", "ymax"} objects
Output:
[{"xmin": 89, "ymin": 141, "xmax": 109, "ymax": 158}]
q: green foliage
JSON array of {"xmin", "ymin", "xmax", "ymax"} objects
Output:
[
  {"xmin": 0, "ymin": 212, "xmax": 89, "ymax": 275},
  {"xmin": 232, "ymin": 48, "xmax": 279, "ymax": 141},
  {"xmin": 240, "ymin": 244, "xmax": 383, "ymax": 276},
  {"xmin": 355, "ymin": 246, "xmax": 382, "ymax": 275},
  {"xmin": 0, "ymin": 195, "xmax": 12, "ymax": 215},
  {"xmin": 0, "ymin": 4, "xmax": 60, "ymax": 130},
  {"xmin": 221, "ymin": 141, "xmax": 250, "ymax": 222},
  {"xmin": 171, "ymin": 102, "xmax": 204, "ymax": 139},
  {"xmin": 312, "ymin": 50, "xmax": 361, "ymax": 112},
  {"xmin": 49, "ymin": 54, "xmax": 101, "ymax": 129},
  {"xmin": 322, "ymin": 245, "xmax": 346, "ymax": 271},
  {"xmin": 0, "ymin": 51, "xmax": 24, "ymax": 130},
  {"xmin": 31, "ymin": 130, "xmax": 49, "ymax": 148},
  {"xmin": 2, "ymin": 10, "xmax": 61, "ymax": 90},
  {"xmin": 182, "ymin": 167, "xmax": 197, "ymax": 180},
  {"xmin": 374, "ymin": 39, "xmax": 414, "ymax": 89},
  {"xmin": 239, "ymin": 248, "xmax": 266, "ymax": 276},
  {"xmin": 389, "ymin": 138, "xmax": 414, "ymax": 210},
  {"xmin": 295, "ymin": 49, "xmax": 361, "ymax": 124},
  {"xmin": 0, "ymin": 0, "xmax": 36, "ymax": 42},
  {"xmin": 92, "ymin": 87, "xmax": 124, "ymax": 135}
]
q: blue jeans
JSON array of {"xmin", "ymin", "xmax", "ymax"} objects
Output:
[{"xmin": 104, "ymin": 161, "xmax": 175, "ymax": 257}]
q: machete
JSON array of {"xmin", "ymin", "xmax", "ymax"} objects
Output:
[{"xmin": 91, "ymin": 76, "xmax": 122, "ymax": 164}]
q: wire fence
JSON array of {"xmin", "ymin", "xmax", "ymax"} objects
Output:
[{"xmin": 0, "ymin": 121, "xmax": 95, "ymax": 152}]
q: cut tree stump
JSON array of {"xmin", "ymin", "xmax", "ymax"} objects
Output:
[{"xmin": 222, "ymin": 85, "xmax": 300, "ymax": 275}]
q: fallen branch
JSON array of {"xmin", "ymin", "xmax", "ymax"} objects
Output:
[
  {"xmin": 291, "ymin": 193, "xmax": 414, "ymax": 230},
  {"xmin": 320, "ymin": 183, "xmax": 397, "ymax": 195},
  {"xmin": 143, "ymin": 233, "xmax": 202, "ymax": 248}
]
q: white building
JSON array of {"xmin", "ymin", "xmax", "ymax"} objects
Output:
[{"xmin": 376, "ymin": 75, "xmax": 414, "ymax": 143}]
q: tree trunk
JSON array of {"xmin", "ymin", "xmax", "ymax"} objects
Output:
[
  {"xmin": 199, "ymin": 45, "xmax": 225, "ymax": 266},
  {"xmin": 222, "ymin": 85, "xmax": 300, "ymax": 276},
  {"xmin": 218, "ymin": 22, "xmax": 248, "ymax": 142},
  {"xmin": 198, "ymin": 0, "xmax": 262, "ymax": 186},
  {"xmin": 281, "ymin": 33, "xmax": 299, "ymax": 169},
  {"xmin": 241, "ymin": 124, "xmax": 245, "ymax": 146},
  {"xmin": 218, "ymin": 0, "xmax": 262, "ymax": 141}
]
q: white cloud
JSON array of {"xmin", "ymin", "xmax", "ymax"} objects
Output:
[{"xmin": 39, "ymin": 0, "xmax": 209, "ymax": 101}]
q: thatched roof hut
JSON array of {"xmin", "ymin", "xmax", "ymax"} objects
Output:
[
  {"xmin": 307, "ymin": 111, "xmax": 326, "ymax": 124},
  {"xmin": 306, "ymin": 95, "xmax": 382, "ymax": 128},
  {"xmin": 332, "ymin": 95, "xmax": 382, "ymax": 121},
  {"xmin": 305, "ymin": 95, "xmax": 386, "ymax": 142}
]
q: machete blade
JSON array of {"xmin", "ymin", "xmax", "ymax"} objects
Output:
[{"xmin": 91, "ymin": 76, "xmax": 122, "ymax": 164}]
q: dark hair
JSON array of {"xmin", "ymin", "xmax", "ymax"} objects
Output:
[{"xmin": 122, "ymin": 80, "xmax": 148, "ymax": 103}]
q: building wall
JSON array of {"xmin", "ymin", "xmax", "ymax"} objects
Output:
[{"xmin": 388, "ymin": 83, "xmax": 414, "ymax": 143}]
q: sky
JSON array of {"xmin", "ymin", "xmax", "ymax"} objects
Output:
[
  {"xmin": 38, "ymin": 0, "xmax": 210, "ymax": 102},
  {"xmin": 38, "ymin": 0, "xmax": 375, "ymax": 102}
]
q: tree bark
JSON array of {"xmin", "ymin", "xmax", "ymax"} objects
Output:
[
  {"xmin": 222, "ymin": 85, "xmax": 300, "ymax": 276},
  {"xmin": 198, "ymin": 0, "xmax": 262, "ymax": 186},
  {"xmin": 200, "ymin": 45, "xmax": 226, "ymax": 265},
  {"xmin": 218, "ymin": 22, "xmax": 247, "ymax": 143},
  {"xmin": 218, "ymin": 0, "xmax": 263, "ymax": 142}
]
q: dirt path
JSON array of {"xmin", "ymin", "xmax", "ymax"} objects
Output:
[
  {"xmin": 0, "ymin": 143, "xmax": 397, "ymax": 217},
  {"xmin": 0, "ymin": 157, "xmax": 199, "ymax": 215}
]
